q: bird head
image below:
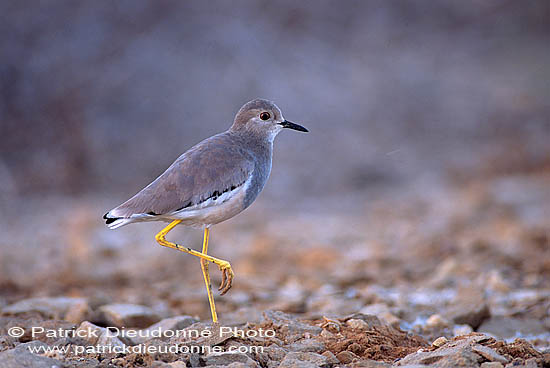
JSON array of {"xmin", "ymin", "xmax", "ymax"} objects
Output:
[{"xmin": 231, "ymin": 99, "xmax": 308, "ymax": 140}]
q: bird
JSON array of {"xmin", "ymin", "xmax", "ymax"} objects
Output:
[{"xmin": 103, "ymin": 99, "xmax": 308, "ymax": 323}]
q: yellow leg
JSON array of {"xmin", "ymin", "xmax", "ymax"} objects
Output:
[
  {"xmin": 154, "ymin": 221, "xmax": 235, "ymax": 312},
  {"xmin": 200, "ymin": 227, "xmax": 218, "ymax": 323}
]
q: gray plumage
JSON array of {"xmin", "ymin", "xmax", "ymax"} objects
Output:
[{"xmin": 104, "ymin": 99, "xmax": 307, "ymax": 229}]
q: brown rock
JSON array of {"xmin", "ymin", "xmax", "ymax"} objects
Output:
[{"xmin": 336, "ymin": 350, "xmax": 359, "ymax": 364}]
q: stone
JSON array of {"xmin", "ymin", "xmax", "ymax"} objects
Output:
[
  {"xmin": 379, "ymin": 312, "xmax": 401, "ymax": 327},
  {"xmin": 342, "ymin": 313, "xmax": 383, "ymax": 329},
  {"xmin": 346, "ymin": 318, "xmax": 369, "ymax": 330},
  {"xmin": 1, "ymin": 297, "xmax": 91, "ymax": 322},
  {"xmin": 336, "ymin": 350, "xmax": 359, "ymax": 364},
  {"xmin": 97, "ymin": 303, "xmax": 161, "ymax": 328},
  {"xmin": 131, "ymin": 315, "xmax": 198, "ymax": 344},
  {"xmin": 264, "ymin": 344, "xmax": 288, "ymax": 361},
  {"xmin": 288, "ymin": 338, "xmax": 325, "ymax": 352},
  {"xmin": 75, "ymin": 321, "xmax": 105, "ymax": 345},
  {"xmin": 478, "ymin": 316, "xmax": 547, "ymax": 340},
  {"xmin": 278, "ymin": 359, "xmax": 318, "ymax": 368},
  {"xmin": 167, "ymin": 322, "xmax": 234, "ymax": 347},
  {"xmin": 353, "ymin": 360, "xmax": 391, "ymax": 367},
  {"xmin": 279, "ymin": 352, "xmax": 331, "ymax": 368},
  {"xmin": 97, "ymin": 329, "xmax": 126, "ymax": 348},
  {"xmin": 432, "ymin": 336, "xmax": 449, "ymax": 347},
  {"xmin": 471, "ymin": 344, "xmax": 508, "ymax": 364},
  {"xmin": 426, "ymin": 314, "xmax": 450, "ymax": 329},
  {"xmin": 523, "ymin": 358, "xmax": 539, "ymax": 368},
  {"xmin": 445, "ymin": 288, "xmax": 491, "ymax": 329},
  {"xmin": 359, "ymin": 304, "xmax": 401, "ymax": 326},
  {"xmin": 480, "ymin": 363, "xmax": 503, "ymax": 368},
  {"xmin": 0, "ymin": 341, "xmax": 63, "ymax": 368},
  {"xmin": 75, "ymin": 321, "xmax": 127, "ymax": 347},
  {"xmin": 447, "ymin": 301, "xmax": 490, "ymax": 330},
  {"xmin": 205, "ymin": 351, "xmax": 258, "ymax": 367},
  {"xmin": 321, "ymin": 351, "xmax": 339, "ymax": 365},
  {"xmin": 397, "ymin": 337, "xmax": 480, "ymax": 367},
  {"xmin": 263, "ymin": 310, "xmax": 322, "ymax": 338},
  {"xmin": 262, "ymin": 310, "xmax": 296, "ymax": 325},
  {"xmin": 453, "ymin": 324, "xmax": 473, "ymax": 336}
]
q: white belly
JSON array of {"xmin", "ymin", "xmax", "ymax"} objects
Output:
[{"xmin": 160, "ymin": 179, "xmax": 251, "ymax": 227}]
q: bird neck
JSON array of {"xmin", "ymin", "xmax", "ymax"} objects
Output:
[{"xmin": 228, "ymin": 129, "xmax": 273, "ymax": 159}]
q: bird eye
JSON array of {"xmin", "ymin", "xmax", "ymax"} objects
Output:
[{"xmin": 259, "ymin": 112, "xmax": 270, "ymax": 121}]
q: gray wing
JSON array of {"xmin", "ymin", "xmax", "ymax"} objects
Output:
[{"xmin": 107, "ymin": 133, "xmax": 254, "ymax": 219}]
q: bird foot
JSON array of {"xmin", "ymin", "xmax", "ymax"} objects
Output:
[{"xmin": 217, "ymin": 260, "xmax": 234, "ymax": 295}]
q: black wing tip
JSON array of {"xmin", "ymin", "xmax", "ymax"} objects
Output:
[{"xmin": 103, "ymin": 212, "xmax": 121, "ymax": 225}]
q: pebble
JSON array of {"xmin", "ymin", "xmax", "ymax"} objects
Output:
[
  {"xmin": 453, "ymin": 324, "xmax": 473, "ymax": 336},
  {"xmin": 0, "ymin": 341, "xmax": 63, "ymax": 368},
  {"xmin": 478, "ymin": 316, "xmax": 547, "ymax": 340},
  {"xmin": 263, "ymin": 344, "xmax": 288, "ymax": 362},
  {"xmin": 131, "ymin": 315, "xmax": 198, "ymax": 344},
  {"xmin": 356, "ymin": 360, "xmax": 391, "ymax": 367},
  {"xmin": 432, "ymin": 336, "xmax": 448, "ymax": 347},
  {"xmin": 320, "ymin": 329, "xmax": 335, "ymax": 339},
  {"xmin": 96, "ymin": 329, "xmax": 126, "ymax": 348},
  {"xmin": 166, "ymin": 362, "xmax": 187, "ymax": 368},
  {"xmin": 359, "ymin": 304, "xmax": 401, "ymax": 326},
  {"xmin": 359, "ymin": 303, "xmax": 391, "ymax": 316},
  {"xmin": 75, "ymin": 321, "xmax": 126, "ymax": 347},
  {"xmin": 288, "ymin": 338, "xmax": 325, "ymax": 352},
  {"xmin": 75, "ymin": 321, "xmax": 105, "ymax": 345},
  {"xmin": 279, "ymin": 352, "xmax": 331, "ymax": 368},
  {"xmin": 425, "ymin": 314, "xmax": 450, "ymax": 329},
  {"xmin": 397, "ymin": 336, "xmax": 480, "ymax": 366},
  {"xmin": 321, "ymin": 351, "xmax": 339, "ymax": 365},
  {"xmin": 277, "ymin": 359, "xmax": 318, "ymax": 368},
  {"xmin": 263, "ymin": 311, "xmax": 322, "ymax": 338},
  {"xmin": 445, "ymin": 288, "xmax": 491, "ymax": 329},
  {"xmin": 1, "ymin": 297, "xmax": 91, "ymax": 323},
  {"xmin": 471, "ymin": 344, "xmax": 508, "ymax": 364},
  {"xmin": 97, "ymin": 303, "xmax": 161, "ymax": 328},
  {"xmin": 480, "ymin": 363, "xmax": 504, "ymax": 368},
  {"xmin": 346, "ymin": 318, "xmax": 369, "ymax": 330},
  {"xmin": 205, "ymin": 351, "xmax": 258, "ymax": 367},
  {"xmin": 336, "ymin": 350, "xmax": 359, "ymax": 364},
  {"xmin": 343, "ymin": 314, "xmax": 383, "ymax": 329}
]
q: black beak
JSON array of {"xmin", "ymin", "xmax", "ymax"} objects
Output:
[{"xmin": 280, "ymin": 120, "xmax": 308, "ymax": 132}]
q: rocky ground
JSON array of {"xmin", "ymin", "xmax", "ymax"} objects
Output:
[{"xmin": 1, "ymin": 155, "xmax": 549, "ymax": 367}]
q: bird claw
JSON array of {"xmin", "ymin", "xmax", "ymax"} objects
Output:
[{"xmin": 218, "ymin": 262, "xmax": 234, "ymax": 295}]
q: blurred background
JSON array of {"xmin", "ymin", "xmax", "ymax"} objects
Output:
[{"xmin": 1, "ymin": 0, "xmax": 549, "ymax": 347}]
